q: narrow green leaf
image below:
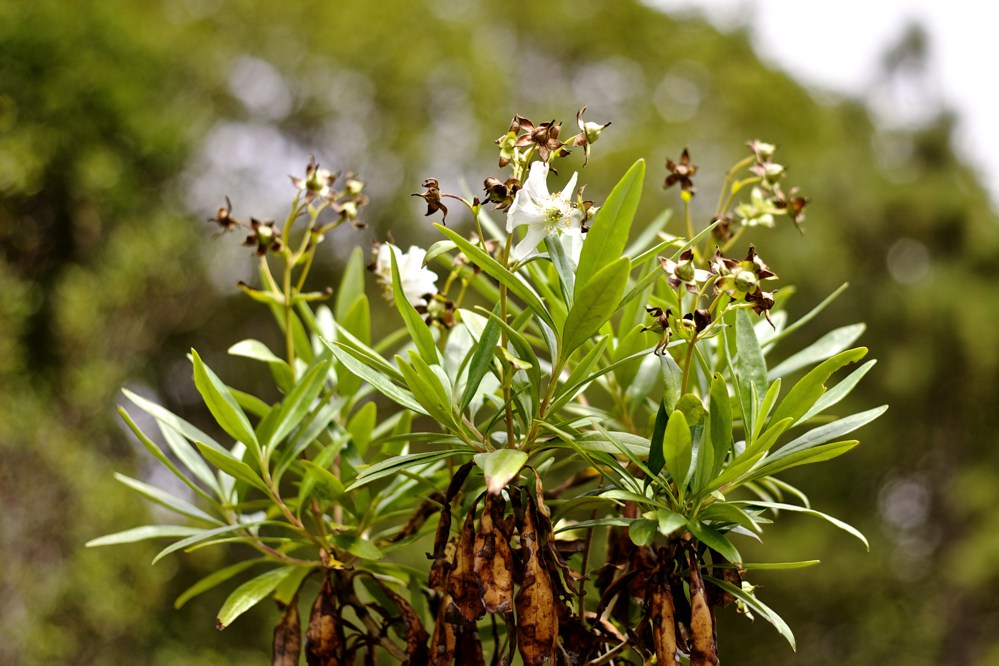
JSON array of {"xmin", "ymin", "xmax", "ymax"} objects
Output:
[
  {"xmin": 688, "ymin": 520, "xmax": 741, "ymax": 564},
  {"xmin": 746, "ymin": 440, "xmax": 859, "ymax": 481},
  {"xmin": 474, "ymin": 305, "xmax": 542, "ymax": 400},
  {"xmin": 326, "ymin": 342, "xmax": 427, "ymax": 416},
  {"xmin": 736, "ymin": 500, "xmax": 869, "ymax": 550},
  {"xmin": 122, "ymin": 388, "xmax": 225, "ymax": 455},
  {"xmin": 191, "ymin": 349, "xmax": 260, "ymax": 456},
  {"xmin": 554, "ymin": 517, "xmax": 633, "ymax": 533},
  {"xmin": 216, "ymin": 566, "xmax": 297, "ymax": 630},
  {"xmin": 663, "ymin": 409, "xmax": 692, "ymax": 487},
  {"xmin": 460, "ymin": 312, "xmax": 501, "ymax": 412},
  {"xmin": 544, "ymin": 235, "xmax": 575, "ymax": 306},
  {"xmin": 648, "ymin": 400, "xmax": 668, "ymax": 477},
  {"xmin": 703, "ymin": 575, "xmax": 795, "ymax": 649},
  {"xmin": 738, "ymin": 560, "xmax": 820, "ymax": 571},
  {"xmin": 113, "ymin": 473, "xmax": 222, "ymax": 525},
  {"xmin": 765, "ymin": 282, "xmax": 849, "ymax": 349},
  {"xmin": 175, "ymin": 559, "xmax": 266, "ymax": 609},
  {"xmin": 331, "ymin": 534, "xmax": 383, "ymax": 560},
  {"xmin": 194, "ymin": 442, "xmax": 270, "ymax": 495},
  {"xmin": 152, "ymin": 520, "xmax": 271, "ymax": 565},
  {"xmin": 346, "ymin": 402, "xmax": 377, "ymax": 457},
  {"xmin": 300, "ymin": 460, "xmax": 346, "ymax": 500},
  {"xmin": 575, "ymin": 159, "xmax": 645, "ymax": 297},
  {"xmin": 563, "ymin": 256, "xmax": 631, "ymax": 356},
  {"xmin": 768, "ymin": 324, "xmax": 866, "ymax": 379},
  {"xmin": 771, "ymin": 348, "xmax": 868, "ymax": 426},
  {"xmin": 390, "ymin": 249, "xmax": 439, "ymax": 365},
  {"xmin": 267, "ymin": 356, "xmax": 332, "ymax": 452},
  {"xmin": 799, "ymin": 359, "xmax": 877, "ymax": 423},
  {"xmin": 735, "ymin": 309, "xmax": 768, "ymax": 436},
  {"xmin": 346, "ymin": 449, "xmax": 475, "ymax": 491},
  {"xmin": 335, "ymin": 246, "xmax": 366, "ymax": 323},
  {"xmin": 435, "ymin": 223, "xmax": 555, "ymax": 330},
  {"xmin": 772, "ymin": 406, "xmax": 887, "ymax": 461},
  {"xmin": 86, "ymin": 525, "xmax": 204, "ymax": 548},
  {"xmin": 707, "ymin": 373, "xmax": 733, "ymax": 479},
  {"xmin": 474, "ymin": 449, "xmax": 528, "ymax": 494}
]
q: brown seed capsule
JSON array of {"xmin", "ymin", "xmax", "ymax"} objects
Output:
[
  {"xmin": 272, "ymin": 600, "xmax": 301, "ymax": 666},
  {"xmin": 306, "ymin": 575, "xmax": 345, "ymax": 666},
  {"xmin": 474, "ymin": 493, "xmax": 515, "ymax": 614},
  {"xmin": 687, "ymin": 547, "xmax": 719, "ymax": 666},
  {"xmin": 445, "ymin": 505, "xmax": 486, "ymax": 625},
  {"xmin": 515, "ymin": 495, "xmax": 558, "ymax": 666}
]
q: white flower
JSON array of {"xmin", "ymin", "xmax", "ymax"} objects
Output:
[
  {"xmin": 506, "ymin": 161, "xmax": 584, "ymax": 261},
  {"xmin": 372, "ymin": 243, "xmax": 439, "ymax": 307}
]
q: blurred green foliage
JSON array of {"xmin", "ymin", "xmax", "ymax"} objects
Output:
[{"xmin": 2, "ymin": 0, "xmax": 998, "ymax": 663}]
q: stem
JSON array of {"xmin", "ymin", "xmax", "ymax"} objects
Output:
[
  {"xmin": 714, "ymin": 155, "xmax": 755, "ymax": 217},
  {"xmin": 501, "ymin": 235, "xmax": 515, "ymax": 448},
  {"xmin": 680, "ymin": 332, "xmax": 698, "ymax": 394}
]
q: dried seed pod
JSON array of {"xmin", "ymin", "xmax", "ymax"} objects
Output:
[
  {"xmin": 306, "ymin": 575, "xmax": 345, "ymax": 666},
  {"xmin": 474, "ymin": 493, "xmax": 515, "ymax": 614},
  {"xmin": 379, "ymin": 583, "xmax": 430, "ymax": 666},
  {"xmin": 272, "ymin": 599, "xmax": 301, "ymax": 666},
  {"xmin": 686, "ymin": 547, "xmax": 719, "ymax": 666},
  {"xmin": 648, "ymin": 556, "xmax": 680, "ymax": 666},
  {"xmin": 445, "ymin": 504, "xmax": 486, "ymax": 625},
  {"xmin": 516, "ymin": 494, "xmax": 558, "ymax": 666}
]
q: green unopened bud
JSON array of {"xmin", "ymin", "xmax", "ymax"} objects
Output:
[
  {"xmin": 762, "ymin": 162, "xmax": 784, "ymax": 183},
  {"xmin": 676, "ymin": 257, "xmax": 696, "ymax": 282},
  {"xmin": 306, "ymin": 167, "xmax": 333, "ymax": 193},
  {"xmin": 339, "ymin": 201, "xmax": 358, "ymax": 220},
  {"xmin": 583, "ymin": 121, "xmax": 607, "ymax": 145}
]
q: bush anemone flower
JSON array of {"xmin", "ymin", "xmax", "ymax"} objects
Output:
[{"xmin": 506, "ymin": 161, "xmax": 583, "ymax": 262}]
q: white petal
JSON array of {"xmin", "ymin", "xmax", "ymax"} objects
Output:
[
  {"xmin": 512, "ymin": 226, "xmax": 547, "ymax": 261},
  {"xmin": 562, "ymin": 171, "xmax": 579, "ymax": 199},
  {"xmin": 521, "ymin": 161, "xmax": 551, "ymax": 203},
  {"xmin": 507, "ymin": 193, "xmax": 543, "ymax": 231}
]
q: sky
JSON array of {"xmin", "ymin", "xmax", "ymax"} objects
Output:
[{"xmin": 651, "ymin": 0, "xmax": 999, "ymax": 208}]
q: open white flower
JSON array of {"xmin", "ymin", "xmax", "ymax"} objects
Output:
[
  {"xmin": 506, "ymin": 161, "xmax": 583, "ymax": 261},
  {"xmin": 372, "ymin": 243, "xmax": 439, "ymax": 307}
]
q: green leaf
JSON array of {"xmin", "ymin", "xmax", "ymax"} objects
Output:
[
  {"xmin": 474, "ymin": 449, "xmax": 528, "ymax": 494},
  {"xmin": 122, "ymin": 388, "xmax": 226, "ymax": 455},
  {"xmin": 628, "ymin": 518, "xmax": 658, "ymax": 546},
  {"xmin": 706, "ymin": 373, "xmax": 733, "ymax": 480},
  {"xmin": 563, "ymin": 256, "xmax": 630, "ymax": 357},
  {"xmin": 474, "ymin": 305, "xmax": 542, "ymax": 403},
  {"xmin": 703, "ymin": 575, "xmax": 795, "ymax": 649},
  {"xmin": 736, "ymin": 500, "xmax": 869, "ymax": 550},
  {"xmin": 335, "ymin": 246, "xmax": 367, "ymax": 324},
  {"xmin": 544, "ymin": 235, "xmax": 575, "ymax": 306},
  {"xmin": 647, "ymin": 399, "xmax": 668, "ymax": 477},
  {"xmin": 191, "ymin": 349, "xmax": 260, "ymax": 457},
  {"xmin": 554, "ymin": 336, "xmax": 608, "ymax": 404},
  {"xmin": 175, "ymin": 559, "xmax": 266, "ymax": 609},
  {"xmin": 216, "ymin": 566, "xmax": 298, "ymax": 630},
  {"xmin": 772, "ymin": 406, "xmax": 887, "ymax": 461},
  {"xmin": 575, "ymin": 159, "xmax": 645, "ymax": 298},
  {"xmin": 118, "ymin": 407, "xmax": 219, "ymax": 503},
  {"xmin": 656, "ymin": 509, "xmax": 686, "ymax": 537},
  {"xmin": 390, "ymin": 249, "xmax": 439, "ymax": 365},
  {"xmin": 346, "ymin": 449, "xmax": 475, "ymax": 491},
  {"xmin": 660, "ymin": 352, "xmax": 683, "ymax": 413},
  {"xmin": 151, "ymin": 520, "xmax": 271, "ymax": 565},
  {"xmin": 735, "ymin": 309, "xmax": 768, "ymax": 436},
  {"xmin": 423, "ymin": 239, "xmax": 458, "ymax": 266},
  {"xmin": 738, "ymin": 560, "xmax": 820, "ymax": 571},
  {"xmin": 460, "ymin": 312, "xmax": 501, "ymax": 412},
  {"xmin": 768, "ymin": 324, "xmax": 866, "ymax": 380},
  {"xmin": 765, "ymin": 282, "xmax": 849, "ymax": 348},
  {"xmin": 771, "ymin": 348, "xmax": 868, "ymax": 427},
  {"xmin": 194, "ymin": 442, "xmax": 270, "ymax": 494},
  {"xmin": 746, "ymin": 440, "xmax": 859, "ymax": 481},
  {"xmin": 86, "ymin": 525, "xmax": 204, "ymax": 548},
  {"xmin": 114, "ymin": 473, "xmax": 222, "ymax": 525},
  {"xmin": 799, "ymin": 359, "xmax": 876, "ymax": 423},
  {"xmin": 346, "ymin": 402, "xmax": 377, "ymax": 457},
  {"xmin": 435, "ymin": 223, "xmax": 555, "ymax": 330},
  {"xmin": 554, "ymin": 517, "xmax": 633, "ymax": 533},
  {"xmin": 397, "ymin": 354, "xmax": 453, "ymax": 426},
  {"xmin": 688, "ymin": 520, "xmax": 741, "ymax": 564},
  {"xmin": 300, "ymin": 460, "xmax": 346, "ymax": 500},
  {"xmin": 663, "ymin": 409, "xmax": 692, "ymax": 488},
  {"xmin": 326, "ymin": 342, "xmax": 427, "ymax": 416},
  {"xmin": 267, "ymin": 355, "xmax": 332, "ymax": 452},
  {"xmin": 331, "ymin": 534, "xmax": 383, "ymax": 560}
]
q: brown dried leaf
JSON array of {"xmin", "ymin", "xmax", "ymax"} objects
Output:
[
  {"xmin": 429, "ymin": 463, "xmax": 474, "ymax": 590},
  {"xmin": 272, "ymin": 600, "xmax": 301, "ymax": 666},
  {"xmin": 446, "ymin": 504, "xmax": 486, "ymax": 625},
  {"xmin": 455, "ymin": 624, "xmax": 486, "ymax": 666},
  {"xmin": 515, "ymin": 495, "xmax": 558, "ymax": 666},
  {"xmin": 474, "ymin": 493, "xmax": 514, "ymax": 614},
  {"xmin": 687, "ymin": 548, "xmax": 719, "ymax": 666},
  {"xmin": 306, "ymin": 575, "xmax": 345, "ymax": 666},
  {"xmin": 380, "ymin": 584, "xmax": 430, "ymax": 666}
]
